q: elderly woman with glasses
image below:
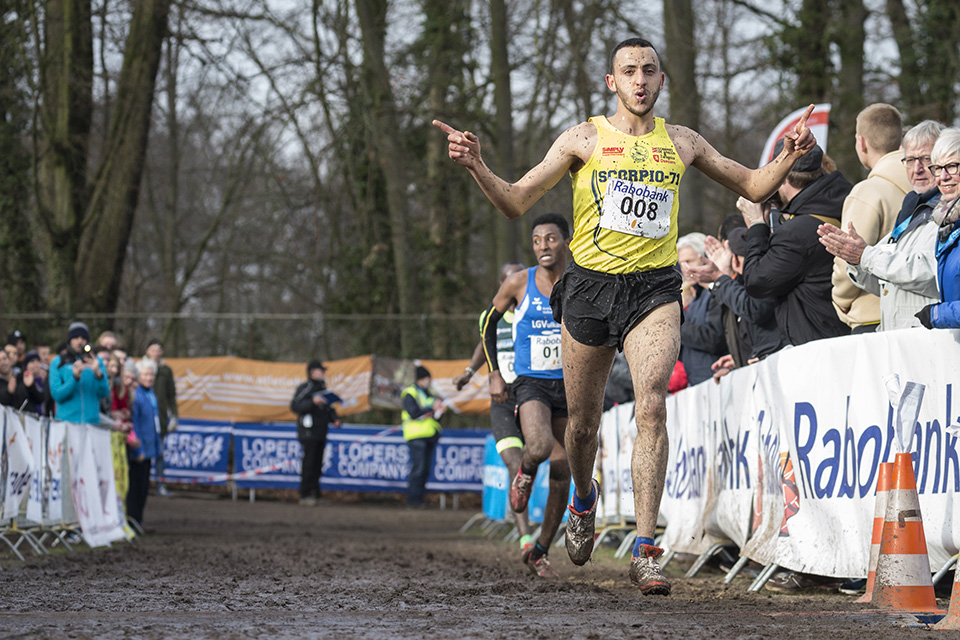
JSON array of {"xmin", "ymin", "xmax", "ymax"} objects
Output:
[{"xmin": 916, "ymin": 128, "xmax": 960, "ymax": 329}]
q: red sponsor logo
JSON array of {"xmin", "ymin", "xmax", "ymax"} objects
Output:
[
  {"xmin": 602, "ymin": 146, "xmax": 624, "ymax": 156},
  {"xmin": 651, "ymin": 146, "xmax": 677, "ymax": 164}
]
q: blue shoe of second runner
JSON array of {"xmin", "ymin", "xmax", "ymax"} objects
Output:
[{"xmin": 565, "ymin": 478, "xmax": 599, "ymax": 566}]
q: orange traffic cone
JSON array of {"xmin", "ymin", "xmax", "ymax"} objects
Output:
[
  {"xmin": 857, "ymin": 461, "xmax": 893, "ymax": 604},
  {"xmin": 870, "ymin": 452, "xmax": 943, "ymax": 612},
  {"xmin": 934, "ymin": 558, "xmax": 960, "ymax": 629}
]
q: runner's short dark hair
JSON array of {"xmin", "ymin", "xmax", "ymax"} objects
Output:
[
  {"xmin": 610, "ymin": 38, "xmax": 659, "ymax": 74},
  {"xmin": 531, "ymin": 213, "xmax": 571, "ymax": 240}
]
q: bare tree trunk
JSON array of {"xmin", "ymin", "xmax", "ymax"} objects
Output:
[
  {"xmin": 74, "ymin": 0, "xmax": 171, "ymax": 313},
  {"xmin": 355, "ymin": 0, "xmax": 417, "ymax": 356},
  {"xmin": 663, "ymin": 0, "xmax": 704, "ymax": 232},
  {"xmin": 918, "ymin": 0, "xmax": 960, "ymax": 123},
  {"xmin": 489, "ymin": 0, "xmax": 521, "ymax": 270},
  {"xmin": 38, "ymin": 0, "xmax": 93, "ymax": 312},
  {"xmin": 886, "ymin": 0, "xmax": 923, "ymax": 121},
  {"xmin": 831, "ymin": 0, "xmax": 865, "ymax": 179},
  {"xmin": 0, "ymin": 0, "xmax": 42, "ymax": 312}
]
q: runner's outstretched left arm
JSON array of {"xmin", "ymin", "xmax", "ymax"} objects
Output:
[{"xmin": 692, "ymin": 104, "xmax": 817, "ymax": 203}]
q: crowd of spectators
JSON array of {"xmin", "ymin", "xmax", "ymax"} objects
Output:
[
  {"xmin": 0, "ymin": 322, "xmax": 178, "ymax": 525},
  {"xmin": 668, "ymin": 106, "xmax": 960, "ymax": 393}
]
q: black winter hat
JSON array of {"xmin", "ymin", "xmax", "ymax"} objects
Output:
[
  {"xmin": 67, "ymin": 322, "xmax": 91, "ymax": 342},
  {"xmin": 415, "ymin": 365, "xmax": 431, "ymax": 381},
  {"xmin": 307, "ymin": 360, "xmax": 327, "ymax": 375}
]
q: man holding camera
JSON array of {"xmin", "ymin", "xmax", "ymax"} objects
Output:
[
  {"xmin": 48, "ymin": 322, "xmax": 110, "ymax": 424},
  {"xmin": 290, "ymin": 360, "xmax": 341, "ymax": 506}
]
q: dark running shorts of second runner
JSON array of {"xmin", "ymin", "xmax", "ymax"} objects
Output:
[
  {"xmin": 512, "ymin": 375, "xmax": 567, "ymax": 417},
  {"xmin": 490, "ymin": 384, "xmax": 522, "ymax": 447},
  {"xmin": 550, "ymin": 261, "xmax": 683, "ymax": 350}
]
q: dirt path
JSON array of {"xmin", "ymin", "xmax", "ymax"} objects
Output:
[{"xmin": 0, "ymin": 494, "xmax": 945, "ymax": 638}]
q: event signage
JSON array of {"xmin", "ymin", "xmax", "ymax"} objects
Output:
[
  {"xmin": 649, "ymin": 328, "xmax": 960, "ymax": 578},
  {"xmin": 2, "ymin": 407, "xmax": 35, "ymax": 520},
  {"xmin": 231, "ymin": 423, "xmax": 488, "ymax": 493},
  {"xmin": 24, "ymin": 414, "xmax": 43, "ymax": 523},
  {"xmin": 161, "ymin": 420, "xmax": 231, "ymax": 484}
]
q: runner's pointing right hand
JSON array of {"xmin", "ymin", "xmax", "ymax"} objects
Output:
[{"xmin": 432, "ymin": 120, "xmax": 482, "ymax": 168}]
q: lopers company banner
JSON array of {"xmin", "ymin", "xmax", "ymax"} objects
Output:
[
  {"xmin": 618, "ymin": 327, "xmax": 960, "ymax": 579},
  {"xmin": 161, "ymin": 420, "xmax": 232, "ymax": 484},
  {"xmin": 230, "ymin": 422, "xmax": 487, "ymax": 493},
  {"xmin": 168, "ymin": 355, "xmax": 491, "ymax": 423}
]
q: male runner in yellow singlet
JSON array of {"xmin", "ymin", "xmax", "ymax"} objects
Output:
[{"xmin": 433, "ymin": 37, "xmax": 817, "ymax": 596}]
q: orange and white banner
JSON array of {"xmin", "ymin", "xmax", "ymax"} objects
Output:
[
  {"xmin": 168, "ymin": 356, "xmax": 373, "ymax": 422},
  {"xmin": 168, "ymin": 355, "xmax": 493, "ymax": 422}
]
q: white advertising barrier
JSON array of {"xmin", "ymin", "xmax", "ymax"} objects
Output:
[
  {"xmin": 25, "ymin": 414, "xmax": 43, "ymax": 523},
  {"xmin": 2, "ymin": 408, "xmax": 35, "ymax": 520},
  {"xmin": 649, "ymin": 328, "xmax": 960, "ymax": 578},
  {"xmin": 660, "ymin": 380, "xmax": 724, "ymax": 555},
  {"xmin": 46, "ymin": 420, "xmax": 67, "ymax": 522},
  {"xmin": 66, "ymin": 423, "xmax": 126, "ymax": 547},
  {"xmin": 767, "ymin": 329, "xmax": 960, "ymax": 577},
  {"xmin": 599, "ymin": 404, "xmax": 627, "ymax": 521}
]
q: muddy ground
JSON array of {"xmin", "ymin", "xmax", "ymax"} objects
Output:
[{"xmin": 0, "ymin": 491, "xmax": 950, "ymax": 639}]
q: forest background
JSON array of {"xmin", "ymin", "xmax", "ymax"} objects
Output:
[{"xmin": 0, "ymin": 0, "xmax": 957, "ymax": 362}]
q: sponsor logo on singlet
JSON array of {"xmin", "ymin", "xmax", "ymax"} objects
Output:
[{"xmin": 602, "ymin": 146, "xmax": 625, "ymax": 156}]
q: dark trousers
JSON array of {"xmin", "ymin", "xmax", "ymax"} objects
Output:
[
  {"xmin": 154, "ymin": 435, "xmax": 167, "ymax": 486},
  {"xmin": 127, "ymin": 458, "xmax": 152, "ymax": 525},
  {"xmin": 406, "ymin": 434, "xmax": 439, "ymax": 506},
  {"xmin": 299, "ymin": 436, "xmax": 328, "ymax": 498}
]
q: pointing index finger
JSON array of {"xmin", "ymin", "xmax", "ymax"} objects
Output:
[
  {"xmin": 432, "ymin": 119, "xmax": 457, "ymax": 135},
  {"xmin": 795, "ymin": 104, "xmax": 815, "ymax": 132}
]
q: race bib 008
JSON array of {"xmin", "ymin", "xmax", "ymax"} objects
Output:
[
  {"xmin": 530, "ymin": 334, "xmax": 562, "ymax": 372},
  {"xmin": 599, "ymin": 178, "xmax": 674, "ymax": 239}
]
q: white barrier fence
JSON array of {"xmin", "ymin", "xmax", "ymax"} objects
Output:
[
  {"xmin": 0, "ymin": 407, "xmax": 128, "ymax": 555},
  {"xmin": 599, "ymin": 327, "xmax": 960, "ymax": 578}
]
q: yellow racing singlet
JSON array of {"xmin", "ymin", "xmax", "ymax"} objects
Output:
[{"xmin": 570, "ymin": 116, "xmax": 687, "ymax": 274}]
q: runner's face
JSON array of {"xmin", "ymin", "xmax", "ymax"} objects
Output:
[
  {"xmin": 531, "ymin": 224, "xmax": 567, "ymax": 268},
  {"xmin": 606, "ymin": 47, "xmax": 664, "ymax": 118}
]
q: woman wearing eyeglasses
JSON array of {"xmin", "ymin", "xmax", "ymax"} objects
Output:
[{"xmin": 916, "ymin": 128, "xmax": 960, "ymax": 329}]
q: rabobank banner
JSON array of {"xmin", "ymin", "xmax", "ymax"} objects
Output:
[
  {"xmin": 607, "ymin": 327, "xmax": 960, "ymax": 580},
  {"xmin": 161, "ymin": 420, "xmax": 232, "ymax": 484}
]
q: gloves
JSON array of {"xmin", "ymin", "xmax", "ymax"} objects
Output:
[
  {"xmin": 915, "ymin": 304, "xmax": 935, "ymax": 329},
  {"xmin": 167, "ymin": 415, "xmax": 178, "ymax": 432}
]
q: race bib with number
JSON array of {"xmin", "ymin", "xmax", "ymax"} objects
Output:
[
  {"xmin": 599, "ymin": 178, "xmax": 674, "ymax": 239},
  {"xmin": 530, "ymin": 334, "xmax": 562, "ymax": 371}
]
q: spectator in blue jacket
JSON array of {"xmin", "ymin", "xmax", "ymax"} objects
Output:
[
  {"xmin": 127, "ymin": 358, "xmax": 161, "ymax": 526},
  {"xmin": 48, "ymin": 322, "xmax": 109, "ymax": 423},
  {"xmin": 677, "ymin": 233, "xmax": 728, "ymax": 385},
  {"xmin": 917, "ymin": 129, "xmax": 960, "ymax": 329}
]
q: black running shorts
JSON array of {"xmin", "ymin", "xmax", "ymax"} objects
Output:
[
  {"xmin": 550, "ymin": 262, "xmax": 683, "ymax": 351},
  {"xmin": 512, "ymin": 375, "xmax": 568, "ymax": 417},
  {"xmin": 490, "ymin": 384, "xmax": 522, "ymax": 450}
]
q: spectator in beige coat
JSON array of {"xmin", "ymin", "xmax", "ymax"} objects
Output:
[{"xmin": 832, "ymin": 103, "xmax": 912, "ymax": 333}]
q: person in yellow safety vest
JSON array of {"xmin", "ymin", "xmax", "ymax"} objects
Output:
[{"xmin": 401, "ymin": 365, "xmax": 445, "ymax": 507}]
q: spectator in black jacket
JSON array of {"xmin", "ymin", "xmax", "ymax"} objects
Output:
[
  {"xmin": 740, "ymin": 142, "xmax": 852, "ymax": 346},
  {"xmin": 290, "ymin": 360, "xmax": 341, "ymax": 506},
  {"xmin": 677, "ymin": 233, "xmax": 729, "ymax": 385},
  {"xmin": 688, "ymin": 226, "xmax": 787, "ymax": 379},
  {"xmin": 0, "ymin": 349, "xmax": 44, "ymax": 413}
]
